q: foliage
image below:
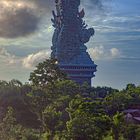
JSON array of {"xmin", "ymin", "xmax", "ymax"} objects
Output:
[
  {"xmin": 0, "ymin": 107, "xmax": 39, "ymax": 140},
  {"xmin": 1, "ymin": 59, "xmax": 140, "ymax": 140},
  {"xmin": 1, "ymin": 79, "xmax": 140, "ymax": 140},
  {"xmin": 66, "ymin": 96, "xmax": 111, "ymax": 140},
  {"xmin": 103, "ymin": 92, "xmax": 131, "ymax": 116},
  {"xmin": 29, "ymin": 59, "xmax": 67, "ymax": 87},
  {"xmin": 0, "ymin": 106, "xmax": 21, "ymax": 140},
  {"xmin": 111, "ymin": 112, "xmax": 124, "ymax": 140}
]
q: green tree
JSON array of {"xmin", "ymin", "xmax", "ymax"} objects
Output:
[
  {"xmin": 0, "ymin": 107, "xmax": 40, "ymax": 140},
  {"xmin": 42, "ymin": 106, "xmax": 62, "ymax": 140},
  {"xmin": 0, "ymin": 107, "xmax": 17, "ymax": 140},
  {"xmin": 126, "ymin": 83, "xmax": 136, "ymax": 91},
  {"xmin": 111, "ymin": 112, "xmax": 124, "ymax": 140},
  {"xmin": 66, "ymin": 96, "xmax": 111, "ymax": 140},
  {"xmin": 0, "ymin": 107, "xmax": 22, "ymax": 140},
  {"xmin": 26, "ymin": 88, "xmax": 50, "ymax": 133},
  {"xmin": 123, "ymin": 124, "xmax": 140, "ymax": 140},
  {"xmin": 26, "ymin": 80, "xmax": 77, "ymax": 139},
  {"xmin": 29, "ymin": 59, "xmax": 67, "ymax": 87},
  {"xmin": 103, "ymin": 92, "xmax": 131, "ymax": 116}
]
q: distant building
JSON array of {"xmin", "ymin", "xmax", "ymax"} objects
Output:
[
  {"xmin": 124, "ymin": 105, "xmax": 140, "ymax": 124},
  {"xmin": 51, "ymin": 0, "xmax": 97, "ymax": 86}
]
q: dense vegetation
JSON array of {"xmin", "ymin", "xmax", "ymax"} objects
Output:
[{"xmin": 0, "ymin": 59, "xmax": 140, "ymax": 140}]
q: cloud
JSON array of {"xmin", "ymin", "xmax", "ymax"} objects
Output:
[
  {"xmin": 81, "ymin": 0, "xmax": 112, "ymax": 18},
  {"xmin": 0, "ymin": 47, "xmax": 51, "ymax": 69},
  {"xmin": 33, "ymin": 0, "xmax": 107, "ymax": 14},
  {"xmin": 0, "ymin": 46, "xmax": 120, "ymax": 71},
  {"xmin": 0, "ymin": 0, "xmax": 40, "ymax": 38},
  {"xmin": 0, "ymin": 0, "xmax": 55, "ymax": 39},
  {"xmin": 22, "ymin": 50, "xmax": 50, "ymax": 69},
  {"xmin": 88, "ymin": 46, "xmax": 105, "ymax": 60},
  {"xmin": 0, "ymin": 47, "xmax": 16, "ymax": 64},
  {"xmin": 0, "ymin": 47, "xmax": 11, "ymax": 57},
  {"xmin": 0, "ymin": 0, "xmax": 111, "ymax": 39},
  {"xmin": 110, "ymin": 48, "xmax": 120, "ymax": 57},
  {"xmin": 88, "ymin": 46, "xmax": 121, "ymax": 60},
  {"xmin": 82, "ymin": 0, "xmax": 104, "ymax": 11},
  {"xmin": 0, "ymin": 9, "xmax": 39, "ymax": 38},
  {"xmin": 33, "ymin": 0, "xmax": 54, "ymax": 12}
]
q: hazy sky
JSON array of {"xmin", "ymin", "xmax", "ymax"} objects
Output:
[{"xmin": 0, "ymin": 0, "xmax": 140, "ymax": 89}]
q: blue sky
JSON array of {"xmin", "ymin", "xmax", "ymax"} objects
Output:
[{"xmin": 0, "ymin": 0, "xmax": 140, "ymax": 89}]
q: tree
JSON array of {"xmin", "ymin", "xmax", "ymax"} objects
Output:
[
  {"xmin": 26, "ymin": 88, "xmax": 49, "ymax": 133},
  {"xmin": 0, "ymin": 107, "xmax": 40, "ymax": 140},
  {"xmin": 29, "ymin": 59, "xmax": 67, "ymax": 87},
  {"xmin": 103, "ymin": 92, "xmax": 131, "ymax": 116},
  {"xmin": 42, "ymin": 106, "xmax": 62, "ymax": 140},
  {"xmin": 26, "ymin": 81, "xmax": 76, "ymax": 139},
  {"xmin": 111, "ymin": 112, "xmax": 124, "ymax": 140},
  {"xmin": 9, "ymin": 79, "xmax": 23, "ymax": 87},
  {"xmin": 126, "ymin": 83, "xmax": 136, "ymax": 91},
  {"xmin": 123, "ymin": 124, "xmax": 140, "ymax": 140},
  {"xmin": 53, "ymin": 80, "xmax": 80, "ymax": 96},
  {"xmin": 66, "ymin": 96, "xmax": 111, "ymax": 140},
  {"xmin": 0, "ymin": 107, "xmax": 22, "ymax": 140}
]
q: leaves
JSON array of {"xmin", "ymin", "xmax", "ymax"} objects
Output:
[
  {"xmin": 1, "ymin": 60, "xmax": 140, "ymax": 140},
  {"xmin": 29, "ymin": 59, "xmax": 67, "ymax": 87}
]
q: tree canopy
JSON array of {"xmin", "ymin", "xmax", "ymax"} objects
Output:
[
  {"xmin": 29, "ymin": 59, "xmax": 67, "ymax": 87},
  {"xmin": 0, "ymin": 59, "xmax": 140, "ymax": 140}
]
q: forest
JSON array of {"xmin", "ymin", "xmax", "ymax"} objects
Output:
[{"xmin": 0, "ymin": 59, "xmax": 140, "ymax": 140}]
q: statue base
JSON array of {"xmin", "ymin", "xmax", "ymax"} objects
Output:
[{"xmin": 58, "ymin": 51, "xmax": 97, "ymax": 86}]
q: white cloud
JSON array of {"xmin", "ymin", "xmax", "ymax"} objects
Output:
[
  {"xmin": 88, "ymin": 46, "xmax": 105, "ymax": 60},
  {"xmin": 0, "ymin": 47, "xmax": 51, "ymax": 69},
  {"xmin": 0, "ymin": 47, "xmax": 11, "ymax": 57},
  {"xmin": 22, "ymin": 50, "xmax": 50, "ymax": 69},
  {"xmin": 0, "ymin": 49, "xmax": 50, "ymax": 69},
  {"xmin": 0, "ymin": 47, "xmax": 16, "ymax": 64},
  {"xmin": 88, "ymin": 46, "xmax": 121, "ymax": 60},
  {"xmin": 0, "ymin": 46, "xmax": 121, "ymax": 71},
  {"xmin": 110, "ymin": 48, "xmax": 121, "ymax": 58}
]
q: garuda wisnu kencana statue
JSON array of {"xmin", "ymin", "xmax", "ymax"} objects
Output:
[{"xmin": 51, "ymin": 0, "xmax": 95, "ymax": 63}]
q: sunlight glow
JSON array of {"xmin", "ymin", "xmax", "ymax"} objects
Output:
[{"xmin": 0, "ymin": 0, "xmax": 36, "ymax": 10}]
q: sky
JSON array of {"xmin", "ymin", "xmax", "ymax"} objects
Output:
[{"xmin": 0, "ymin": 0, "xmax": 140, "ymax": 89}]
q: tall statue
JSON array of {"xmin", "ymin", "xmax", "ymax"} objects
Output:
[
  {"xmin": 51, "ymin": 0, "xmax": 97, "ymax": 86},
  {"xmin": 51, "ymin": 0, "xmax": 95, "ymax": 63}
]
